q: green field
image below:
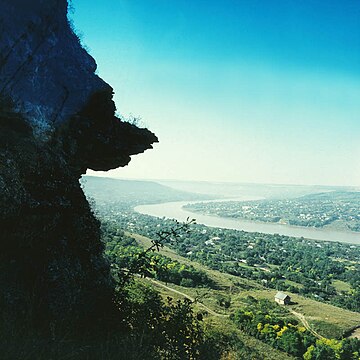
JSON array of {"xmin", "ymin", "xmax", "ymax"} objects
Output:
[{"xmin": 332, "ymin": 279, "xmax": 352, "ymax": 293}]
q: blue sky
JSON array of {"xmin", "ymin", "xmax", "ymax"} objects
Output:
[{"xmin": 72, "ymin": 0, "xmax": 360, "ymax": 186}]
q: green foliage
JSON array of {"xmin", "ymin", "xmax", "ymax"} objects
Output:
[
  {"xmin": 302, "ymin": 338, "xmax": 358, "ymax": 360},
  {"xmin": 230, "ymin": 297, "xmax": 315, "ymax": 357},
  {"xmin": 340, "ymin": 338, "xmax": 360, "ymax": 360},
  {"xmin": 100, "ymin": 221, "xmax": 233, "ymax": 359},
  {"xmin": 80, "ymin": 184, "xmax": 360, "ymax": 358},
  {"xmin": 230, "ymin": 297, "xmax": 360, "ymax": 359},
  {"xmin": 197, "ymin": 326, "xmax": 246, "ymax": 360},
  {"xmin": 216, "ymin": 294, "xmax": 232, "ymax": 309},
  {"xmin": 113, "ymin": 281, "xmax": 206, "ymax": 359},
  {"xmin": 103, "ymin": 203, "xmax": 360, "ymax": 312},
  {"xmin": 103, "ymin": 221, "xmax": 215, "ymax": 288}
]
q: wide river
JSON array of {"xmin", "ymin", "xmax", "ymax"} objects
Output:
[{"xmin": 135, "ymin": 198, "xmax": 360, "ymax": 245}]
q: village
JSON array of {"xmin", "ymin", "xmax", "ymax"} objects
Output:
[{"xmin": 185, "ymin": 191, "xmax": 360, "ymax": 231}]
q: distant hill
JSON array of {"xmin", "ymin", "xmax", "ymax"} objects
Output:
[
  {"xmin": 81, "ymin": 176, "xmax": 214, "ymax": 205},
  {"xmin": 157, "ymin": 180, "xmax": 353, "ymax": 199},
  {"xmin": 300, "ymin": 191, "xmax": 360, "ymax": 201}
]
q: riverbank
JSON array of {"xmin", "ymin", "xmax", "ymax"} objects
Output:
[{"xmin": 135, "ymin": 199, "xmax": 360, "ymax": 244}]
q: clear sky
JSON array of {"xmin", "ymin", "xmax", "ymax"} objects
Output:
[{"xmin": 72, "ymin": 0, "xmax": 360, "ymax": 186}]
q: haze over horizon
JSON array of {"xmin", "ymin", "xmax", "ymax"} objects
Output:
[{"xmin": 72, "ymin": 0, "xmax": 360, "ymax": 187}]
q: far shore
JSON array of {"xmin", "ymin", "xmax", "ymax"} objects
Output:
[{"xmin": 135, "ymin": 199, "xmax": 360, "ymax": 245}]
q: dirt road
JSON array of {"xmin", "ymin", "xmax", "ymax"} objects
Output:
[
  {"xmin": 146, "ymin": 278, "xmax": 229, "ymax": 318},
  {"xmin": 289, "ymin": 309, "xmax": 325, "ymax": 340}
]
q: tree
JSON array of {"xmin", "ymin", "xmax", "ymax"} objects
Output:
[{"xmin": 304, "ymin": 342, "xmax": 336, "ymax": 360}]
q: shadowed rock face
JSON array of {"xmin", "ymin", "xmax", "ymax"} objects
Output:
[
  {"xmin": 59, "ymin": 90, "xmax": 158, "ymax": 174},
  {"xmin": 1, "ymin": 0, "xmax": 107, "ymax": 137},
  {"xmin": 0, "ymin": 0, "xmax": 157, "ymax": 331}
]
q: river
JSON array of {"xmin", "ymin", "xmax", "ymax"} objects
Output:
[{"xmin": 134, "ymin": 198, "xmax": 360, "ymax": 244}]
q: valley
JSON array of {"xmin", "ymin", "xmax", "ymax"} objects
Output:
[{"xmin": 83, "ymin": 176, "xmax": 360, "ymax": 359}]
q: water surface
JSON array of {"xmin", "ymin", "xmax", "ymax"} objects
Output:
[{"xmin": 135, "ymin": 199, "xmax": 360, "ymax": 244}]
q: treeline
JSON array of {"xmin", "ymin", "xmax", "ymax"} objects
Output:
[{"xmin": 103, "ymin": 222, "xmax": 215, "ymax": 288}]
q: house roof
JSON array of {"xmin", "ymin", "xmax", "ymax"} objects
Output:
[{"xmin": 275, "ymin": 291, "xmax": 290, "ymax": 300}]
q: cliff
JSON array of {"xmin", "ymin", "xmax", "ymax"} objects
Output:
[{"xmin": 0, "ymin": 0, "xmax": 157, "ymax": 335}]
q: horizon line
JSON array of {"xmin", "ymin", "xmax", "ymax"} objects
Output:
[{"xmin": 83, "ymin": 174, "xmax": 360, "ymax": 189}]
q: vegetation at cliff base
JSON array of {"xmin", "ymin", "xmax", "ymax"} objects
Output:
[
  {"xmin": 78, "ymin": 177, "xmax": 360, "ymax": 359},
  {"xmin": 98, "ymin": 215, "xmax": 360, "ymax": 359}
]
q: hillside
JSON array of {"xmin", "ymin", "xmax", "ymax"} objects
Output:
[
  {"xmin": 97, "ymin": 188, "xmax": 360, "ymax": 358},
  {"xmin": 158, "ymin": 180, "xmax": 352, "ymax": 199},
  {"xmin": 82, "ymin": 176, "xmax": 214, "ymax": 204},
  {"xmin": 103, "ymin": 226, "xmax": 360, "ymax": 359},
  {"xmin": 130, "ymin": 232, "xmax": 360, "ymax": 339}
]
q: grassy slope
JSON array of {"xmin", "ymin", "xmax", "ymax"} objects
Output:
[
  {"xmin": 233, "ymin": 289, "xmax": 360, "ymax": 339},
  {"xmin": 129, "ymin": 232, "xmax": 360, "ymax": 341},
  {"xmin": 144, "ymin": 279, "xmax": 295, "ymax": 360},
  {"xmin": 130, "ymin": 233, "xmax": 295, "ymax": 359},
  {"xmin": 82, "ymin": 176, "xmax": 214, "ymax": 204},
  {"xmin": 128, "ymin": 232, "xmax": 263, "ymax": 292}
]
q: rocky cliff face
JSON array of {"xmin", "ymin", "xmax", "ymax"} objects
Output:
[{"xmin": 0, "ymin": 0, "xmax": 157, "ymax": 332}]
